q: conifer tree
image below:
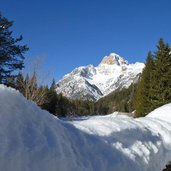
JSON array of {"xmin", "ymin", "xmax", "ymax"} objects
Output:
[
  {"xmin": 16, "ymin": 72, "xmax": 25, "ymax": 94},
  {"xmin": 135, "ymin": 39, "xmax": 171, "ymax": 117},
  {"xmin": 50, "ymin": 79, "xmax": 56, "ymax": 92},
  {"xmin": 0, "ymin": 13, "xmax": 28, "ymax": 84},
  {"xmin": 135, "ymin": 52, "xmax": 154, "ymax": 117},
  {"xmin": 48, "ymin": 79, "xmax": 58, "ymax": 115},
  {"xmin": 151, "ymin": 39, "xmax": 171, "ymax": 109}
]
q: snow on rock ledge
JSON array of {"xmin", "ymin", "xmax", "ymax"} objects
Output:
[{"xmin": 0, "ymin": 84, "xmax": 171, "ymax": 171}]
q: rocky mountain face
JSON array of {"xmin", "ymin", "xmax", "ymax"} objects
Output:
[{"xmin": 56, "ymin": 53, "xmax": 145, "ymax": 101}]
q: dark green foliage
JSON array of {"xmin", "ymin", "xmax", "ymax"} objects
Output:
[
  {"xmin": 135, "ymin": 52, "xmax": 154, "ymax": 117},
  {"xmin": 6, "ymin": 76, "xmax": 16, "ymax": 88},
  {"xmin": 70, "ymin": 99, "xmax": 95, "ymax": 116},
  {"xmin": 41, "ymin": 79, "xmax": 72, "ymax": 117},
  {"xmin": 16, "ymin": 72, "xmax": 24, "ymax": 94},
  {"xmin": 95, "ymin": 84, "xmax": 137, "ymax": 115},
  {"xmin": 55, "ymin": 93, "xmax": 72, "ymax": 117},
  {"xmin": 42, "ymin": 79, "xmax": 58, "ymax": 115},
  {"xmin": 135, "ymin": 39, "xmax": 171, "ymax": 117},
  {"xmin": 0, "ymin": 13, "xmax": 28, "ymax": 84},
  {"xmin": 151, "ymin": 39, "xmax": 171, "ymax": 109}
]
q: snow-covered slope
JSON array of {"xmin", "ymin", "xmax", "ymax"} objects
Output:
[
  {"xmin": 147, "ymin": 103, "xmax": 171, "ymax": 123},
  {"xmin": 56, "ymin": 53, "xmax": 145, "ymax": 100},
  {"xmin": 0, "ymin": 84, "xmax": 171, "ymax": 171}
]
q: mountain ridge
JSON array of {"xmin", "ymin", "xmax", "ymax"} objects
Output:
[{"xmin": 56, "ymin": 53, "xmax": 145, "ymax": 101}]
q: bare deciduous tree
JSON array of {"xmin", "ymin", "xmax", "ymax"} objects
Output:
[
  {"xmin": 16, "ymin": 71, "xmax": 48, "ymax": 106},
  {"xmin": 17, "ymin": 55, "xmax": 55, "ymax": 106}
]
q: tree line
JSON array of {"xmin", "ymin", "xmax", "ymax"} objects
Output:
[{"xmin": 12, "ymin": 71, "xmax": 137, "ymax": 117}]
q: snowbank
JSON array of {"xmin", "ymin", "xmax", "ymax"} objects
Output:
[
  {"xmin": 147, "ymin": 103, "xmax": 171, "ymax": 123},
  {"xmin": 0, "ymin": 84, "xmax": 171, "ymax": 171}
]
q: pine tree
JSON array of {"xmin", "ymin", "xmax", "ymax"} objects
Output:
[
  {"xmin": 135, "ymin": 52, "xmax": 154, "ymax": 117},
  {"xmin": 16, "ymin": 72, "xmax": 24, "ymax": 94},
  {"xmin": 50, "ymin": 79, "xmax": 56, "ymax": 92},
  {"xmin": 0, "ymin": 13, "xmax": 28, "ymax": 84},
  {"xmin": 135, "ymin": 39, "xmax": 171, "ymax": 117},
  {"xmin": 48, "ymin": 79, "xmax": 58, "ymax": 115},
  {"xmin": 151, "ymin": 39, "xmax": 171, "ymax": 109},
  {"xmin": 6, "ymin": 76, "xmax": 16, "ymax": 88}
]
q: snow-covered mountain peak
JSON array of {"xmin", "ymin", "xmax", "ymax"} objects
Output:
[
  {"xmin": 99, "ymin": 53, "xmax": 128, "ymax": 66},
  {"xmin": 56, "ymin": 52, "xmax": 145, "ymax": 100}
]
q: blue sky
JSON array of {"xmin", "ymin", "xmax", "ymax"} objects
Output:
[{"xmin": 1, "ymin": 0, "xmax": 171, "ymax": 82}]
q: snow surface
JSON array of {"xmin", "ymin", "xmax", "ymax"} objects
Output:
[
  {"xmin": 0, "ymin": 84, "xmax": 171, "ymax": 171},
  {"xmin": 147, "ymin": 103, "xmax": 171, "ymax": 123}
]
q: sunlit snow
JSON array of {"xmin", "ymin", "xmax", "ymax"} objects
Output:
[{"xmin": 0, "ymin": 84, "xmax": 170, "ymax": 171}]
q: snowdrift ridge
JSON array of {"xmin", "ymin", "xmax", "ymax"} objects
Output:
[{"xmin": 0, "ymin": 84, "xmax": 171, "ymax": 171}]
